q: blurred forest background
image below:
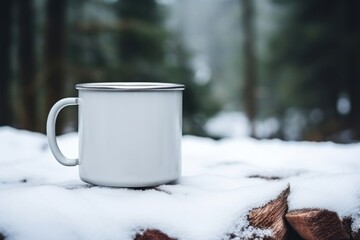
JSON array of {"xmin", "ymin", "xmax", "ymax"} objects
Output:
[{"xmin": 0, "ymin": 0, "xmax": 358, "ymax": 143}]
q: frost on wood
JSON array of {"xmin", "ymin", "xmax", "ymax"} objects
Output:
[
  {"xmin": 223, "ymin": 187, "xmax": 289, "ymax": 240},
  {"xmin": 286, "ymin": 209, "xmax": 350, "ymax": 240},
  {"xmin": 249, "ymin": 187, "xmax": 290, "ymax": 240}
]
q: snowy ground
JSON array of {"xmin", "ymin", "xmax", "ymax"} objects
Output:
[{"xmin": 0, "ymin": 127, "xmax": 359, "ymax": 240}]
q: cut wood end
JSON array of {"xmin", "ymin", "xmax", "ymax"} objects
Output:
[
  {"xmin": 286, "ymin": 209, "xmax": 350, "ymax": 240},
  {"xmin": 249, "ymin": 186, "xmax": 290, "ymax": 240},
  {"xmin": 134, "ymin": 229, "xmax": 175, "ymax": 240}
]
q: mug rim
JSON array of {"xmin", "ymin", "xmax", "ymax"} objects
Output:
[{"xmin": 76, "ymin": 82, "xmax": 185, "ymax": 91}]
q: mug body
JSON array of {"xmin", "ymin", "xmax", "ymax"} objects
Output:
[{"xmin": 77, "ymin": 83, "xmax": 183, "ymax": 187}]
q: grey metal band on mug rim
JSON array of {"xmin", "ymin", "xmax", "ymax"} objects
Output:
[{"xmin": 76, "ymin": 82, "xmax": 185, "ymax": 91}]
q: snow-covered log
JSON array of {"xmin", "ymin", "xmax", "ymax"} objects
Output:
[
  {"xmin": 249, "ymin": 187, "xmax": 289, "ymax": 240},
  {"xmin": 136, "ymin": 187, "xmax": 290, "ymax": 240}
]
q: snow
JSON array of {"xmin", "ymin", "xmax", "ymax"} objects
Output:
[
  {"xmin": 0, "ymin": 127, "xmax": 360, "ymax": 239},
  {"xmin": 205, "ymin": 111, "xmax": 250, "ymax": 138},
  {"xmin": 205, "ymin": 111, "xmax": 279, "ymax": 138}
]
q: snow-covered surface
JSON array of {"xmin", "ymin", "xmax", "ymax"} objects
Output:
[{"xmin": 0, "ymin": 127, "xmax": 359, "ymax": 239}]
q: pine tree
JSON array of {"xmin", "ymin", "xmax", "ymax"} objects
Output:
[
  {"xmin": 113, "ymin": 0, "xmax": 167, "ymax": 82},
  {"xmin": 269, "ymin": 0, "xmax": 360, "ymax": 141}
]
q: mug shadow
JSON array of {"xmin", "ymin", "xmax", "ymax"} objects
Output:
[{"xmin": 60, "ymin": 179, "xmax": 179, "ymax": 193}]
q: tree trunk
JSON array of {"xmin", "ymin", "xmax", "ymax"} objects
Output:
[
  {"xmin": 43, "ymin": 0, "xmax": 67, "ymax": 134},
  {"xmin": 241, "ymin": 0, "xmax": 257, "ymax": 138},
  {"xmin": 18, "ymin": 0, "xmax": 37, "ymax": 131},
  {"xmin": 346, "ymin": 0, "xmax": 360, "ymax": 140},
  {"xmin": 0, "ymin": 0, "xmax": 13, "ymax": 127}
]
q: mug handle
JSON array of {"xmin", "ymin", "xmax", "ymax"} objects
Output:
[{"xmin": 46, "ymin": 97, "xmax": 79, "ymax": 166}]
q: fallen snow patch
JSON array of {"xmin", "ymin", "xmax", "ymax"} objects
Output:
[{"xmin": 0, "ymin": 127, "xmax": 359, "ymax": 239}]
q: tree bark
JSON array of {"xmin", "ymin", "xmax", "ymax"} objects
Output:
[
  {"xmin": 18, "ymin": 0, "xmax": 37, "ymax": 131},
  {"xmin": 241, "ymin": 0, "xmax": 257, "ymax": 138},
  {"xmin": 43, "ymin": 0, "xmax": 67, "ymax": 134},
  {"xmin": 0, "ymin": 0, "xmax": 13, "ymax": 127}
]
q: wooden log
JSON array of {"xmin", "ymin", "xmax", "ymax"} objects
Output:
[
  {"xmin": 248, "ymin": 186, "xmax": 290, "ymax": 240},
  {"xmin": 134, "ymin": 229, "xmax": 175, "ymax": 240},
  {"xmin": 342, "ymin": 217, "xmax": 360, "ymax": 240},
  {"xmin": 286, "ymin": 209, "xmax": 350, "ymax": 240}
]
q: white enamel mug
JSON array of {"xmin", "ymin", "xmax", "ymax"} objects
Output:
[{"xmin": 47, "ymin": 82, "xmax": 184, "ymax": 187}]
